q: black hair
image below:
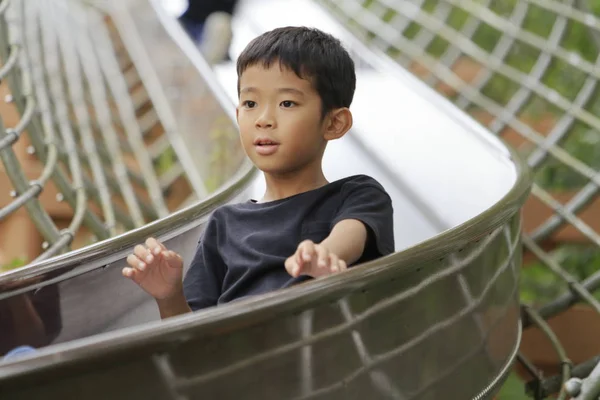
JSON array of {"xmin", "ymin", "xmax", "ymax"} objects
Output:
[{"xmin": 236, "ymin": 26, "xmax": 356, "ymax": 117}]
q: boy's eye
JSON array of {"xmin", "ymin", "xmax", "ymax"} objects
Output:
[
  {"xmin": 281, "ymin": 101, "xmax": 296, "ymax": 108},
  {"xmin": 243, "ymin": 100, "xmax": 256, "ymax": 108}
]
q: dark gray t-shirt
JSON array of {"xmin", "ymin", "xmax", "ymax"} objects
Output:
[{"xmin": 183, "ymin": 174, "xmax": 394, "ymax": 311}]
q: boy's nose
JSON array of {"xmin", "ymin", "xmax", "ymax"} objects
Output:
[{"xmin": 255, "ymin": 109, "xmax": 275, "ymax": 129}]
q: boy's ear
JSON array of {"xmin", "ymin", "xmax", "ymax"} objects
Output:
[{"xmin": 323, "ymin": 108, "xmax": 353, "ymax": 141}]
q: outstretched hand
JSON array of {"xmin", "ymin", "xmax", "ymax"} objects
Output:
[
  {"xmin": 285, "ymin": 240, "xmax": 347, "ymax": 278},
  {"xmin": 122, "ymin": 237, "xmax": 184, "ymax": 300}
]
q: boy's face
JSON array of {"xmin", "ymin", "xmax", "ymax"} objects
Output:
[{"xmin": 236, "ymin": 63, "xmax": 330, "ymax": 176}]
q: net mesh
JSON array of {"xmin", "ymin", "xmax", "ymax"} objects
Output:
[{"xmin": 0, "ymin": 0, "xmax": 210, "ymax": 267}]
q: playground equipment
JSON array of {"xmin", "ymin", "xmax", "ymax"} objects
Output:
[
  {"xmin": 4, "ymin": 0, "xmax": 597, "ymax": 398},
  {"xmin": 315, "ymin": 0, "xmax": 600, "ymax": 397}
]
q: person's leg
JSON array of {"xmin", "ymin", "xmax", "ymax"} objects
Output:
[
  {"xmin": 178, "ymin": 17, "xmax": 205, "ymax": 47},
  {"xmin": 200, "ymin": 12, "xmax": 233, "ymax": 64}
]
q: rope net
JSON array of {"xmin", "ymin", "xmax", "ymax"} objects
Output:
[{"xmin": 0, "ymin": 0, "xmax": 241, "ymax": 269}]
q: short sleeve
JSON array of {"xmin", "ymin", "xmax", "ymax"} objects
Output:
[
  {"xmin": 332, "ymin": 177, "xmax": 395, "ymax": 259},
  {"xmin": 183, "ymin": 214, "xmax": 226, "ymax": 311}
]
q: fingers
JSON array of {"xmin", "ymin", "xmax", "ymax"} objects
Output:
[
  {"xmin": 285, "ymin": 256, "xmax": 297, "ymax": 278},
  {"xmin": 134, "ymin": 244, "xmax": 152, "ymax": 265},
  {"xmin": 135, "ymin": 237, "xmax": 168, "ymax": 265},
  {"xmin": 123, "ymin": 254, "xmax": 145, "ymax": 282},
  {"xmin": 299, "ymin": 240, "xmax": 315, "ymax": 264},
  {"xmin": 328, "ymin": 253, "xmax": 340, "ymax": 273},
  {"xmin": 284, "ymin": 240, "xmax": 315, "ymax": 278},
  {"xmin": 327, "ymin": 253, "xmax": 348, "ymax": 274},
  {"xmin": 309, "ymin": 245, "xmax": 336, "ymax": 275},
  {"xmin": 288, "ymin": 241, "xmax": 306, "ymax": 277},
  {"xmin": 162, "ymin": 250, "xmax": 183, "ymax": 269},
  {"xmin": 315, "ymin": 246, "xmax": 329, "ymax": 269},
  {"xmin": 123, "ymin": 237, "xmax": 170, "ymax": 281},
  {"xmin": 127, "ymin": 253, "xmax": 146, "ymax": 271},
  {"xmin": 287, "ymin": 240, "xmax": 348, "ymax": 278},
  {"xmin": 145, "ymin": 237, "xmax": 166, "ymax": 256},
  {"xmin": 289, "ymin": 240, "xmax": 312, "ymax": 277},
  {"xmin": 334, "ymin": 256, "xmax": 347, "ymax": 273}
]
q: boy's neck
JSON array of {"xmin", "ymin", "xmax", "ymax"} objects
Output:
[{"xmin": 260, "ymin": 167, "xmax": 328, "ymax": 202}]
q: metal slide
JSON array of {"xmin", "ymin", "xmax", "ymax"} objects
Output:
[
  {"xmin": 317, "ymin": 1, "xmax": 600, "ymax": 398},
  {"xmin": 0, "ymin": 0, "xmax": 530, "ymax": 399}
]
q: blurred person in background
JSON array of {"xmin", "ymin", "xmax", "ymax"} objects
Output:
[{"xmin": 179, "ymin": 0, "xmax": 239, "ymax": 64}]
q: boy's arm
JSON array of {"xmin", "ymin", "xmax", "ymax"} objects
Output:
[
  {"xmin": 154, "ymin": 226, "xmax": 222, "ymax": 318},
  {"xmin": 286, "ymin": 178, "xmax": 394, "ymax": 278},
  {"xmin": 285, "ymin": 219, "xmax": 368, "ymax": 278},
  {"xmin": 319, "ymin": 219, "xmax": 368, "ymax": 266},
  {"xmin": 156, "ymin": 292, "xmax": 192, "ymax": 319}
]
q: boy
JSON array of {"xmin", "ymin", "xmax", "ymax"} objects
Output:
[{"xmin": 123, "ymin": 26, "xmax": 394, "ymax": 319}]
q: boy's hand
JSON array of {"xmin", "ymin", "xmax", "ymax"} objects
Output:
[
  {"xmin": 122, "ymin": 237, "xmax": 184, "ymax": 300},
  {"xmin": 285, "ymin": 240, "xmax": 347, "ymax": 278}
]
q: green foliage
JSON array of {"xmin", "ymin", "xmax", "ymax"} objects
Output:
[
  {"xmin": 496, "ymin": 372, "xmax": 530, "ymax": 399},
  {"xmin": 521, "ymin": 245, "xmax": 600, "ymax": 306},
  {"xmin": 535, "ymin": 125, "xmax": 600, "ymax": 190},
  {"xmin": 155, "ymin": 146, "xmax": 177, "ymax": 175},
  {"xmin": 0, "ymin": 258, "xmax": 27, "ymax": 272}
]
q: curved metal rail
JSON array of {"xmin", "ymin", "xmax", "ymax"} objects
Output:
[
  {"xmin": 314, "ymin": 0, "xmax": 600, "ymax": 397},
  {"xmin": 0, "ymin": 0, "xmax": 531, "ymax": 399}
]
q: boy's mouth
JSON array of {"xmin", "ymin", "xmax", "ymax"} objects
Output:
[
  {"xmin": 254, "ymin": 138, "xmax": 280, "ymax": 146},
  {"xmin": 253, "ymin": 138, "xmax": 280, "ymax": 155}
]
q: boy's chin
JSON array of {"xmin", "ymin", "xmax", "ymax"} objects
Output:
[
  {"xmin": 254, "ymin": 162, "xmax": 297, "ymax": 177},
  {"xmin": 256, "ymin": 165, "xmax": 290, "ymax": 176}
]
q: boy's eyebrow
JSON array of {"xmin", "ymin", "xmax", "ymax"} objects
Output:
[
  {"xmin": 240, "ymin": 87, "xmax": 305, "ymax": 96},
  {"xmin": 277, "ymin": 88, "xmax": 305, "ymax": 96},
  {"xmin": 239, "ymin": 87, "xmax": 257, "ymax": 94}
]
